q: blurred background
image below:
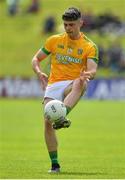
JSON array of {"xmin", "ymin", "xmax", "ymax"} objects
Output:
[
  {"xmin": 0, "ymin": 0, "xmax": 125, "ymax": 99},
  {"xmin": 0, "ymin": 0, "xmax": 125, "ymax": 179}
]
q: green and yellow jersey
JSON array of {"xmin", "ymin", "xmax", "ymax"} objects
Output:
[{"xmin": 41, "ymin": 32, "xmax": 98, "ymax": 84}]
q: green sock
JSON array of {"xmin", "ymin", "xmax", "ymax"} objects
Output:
[
  {"xmin": 66, "ymin": 106, "xmax": 72, "ymax": 115},
  {"xmin": 49, "ymin": 151, "xmax": 58, "ymax": 165}
]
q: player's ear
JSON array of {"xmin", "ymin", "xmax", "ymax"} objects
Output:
[{"xmin": 80, "ymin": 19, "xmax": 84, "ymax": 28}]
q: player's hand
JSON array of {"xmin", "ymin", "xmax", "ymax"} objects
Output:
[
  {"xmin": 80, "ymin": 71, "xmax": 91, "ymax": 82},
  {"xmin": 37, "ymin": 72, "xmax": 48, "ymax": 90}
]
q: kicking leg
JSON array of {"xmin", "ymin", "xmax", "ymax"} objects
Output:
[
  {"xmin": 64, "ymin": 78, "xmax": 87, "ymax": 110},
  {"xmin": 52, "ymin": 79, "xmax": 87, "ymax": 129}
]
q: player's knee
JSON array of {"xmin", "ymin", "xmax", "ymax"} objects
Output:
[
  {"xmin": 81, "ymin": 80, "xmax": 87, "ymax": 90},
  {"xmin": 73, "ymin": 78, "xmax": 87, "ymax": 92}
]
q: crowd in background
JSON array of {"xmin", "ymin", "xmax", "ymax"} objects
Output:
[
  {"xmin": 81, "ymin": 9, "xmax": 125, "ymax": 36},
  {"xmin": 98, "ymin": 43, "xmax": 125, "ymax": 72},
  {"xmin": 6, "ymin": 0, "xmax": 125, "ymax": 73},
  {"xmin": 6, "ymin": 0, "xmax": 125, "ymax": 36},
  {"xmin": 6, "ymin": 0, "xmax": 40, "ymax": 15}
]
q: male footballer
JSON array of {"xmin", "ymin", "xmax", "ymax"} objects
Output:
[{"xmin": 32, "ymin": 7, "xmax": 98, "ymax": 173}]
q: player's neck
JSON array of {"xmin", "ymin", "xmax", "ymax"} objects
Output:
[{"xmin": 68, "ymin": 32, "xmax": 81, "ymax": 40}]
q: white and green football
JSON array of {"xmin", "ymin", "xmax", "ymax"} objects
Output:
[{"xmin": 44, "ymin": 100, "xmax": 67, "ymax": 122}]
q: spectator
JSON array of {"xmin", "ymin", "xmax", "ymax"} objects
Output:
[
  {"xmin": 81, "ymin": 9, "xmax": 96, "ymax": 32},
  {"xmin": 98, "ymin": 45, "xmax": 106, "ymax": 68},
  {"xmin": 107, "ymin": 42, "xmax": 123, "ymax": 71},
  {"xmin": 80, "ymin": 10, "xmax": 122, "ymax": 35},
  {"xmin": 27, "ymin": 0, "xmax": 40, "ymax": 14},
  {"xmin": 119, "ymin": 51, "xmax": 125, "ymax": 72},
  {"xmin": 6, "ymin": 0, "xmax": 20, "ymax": 16},
  {"xmin": 43, "ymin": 16, "xmax": 56, "ymax": 34}
]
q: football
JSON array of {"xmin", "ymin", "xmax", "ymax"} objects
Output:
[{"xmin": 44, "ymin": 100, "xmax": 67, "ymax": 122}]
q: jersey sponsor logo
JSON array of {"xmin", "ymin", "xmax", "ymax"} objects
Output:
[
  {"xmin": 57, "ymin": 44, "xmax": 64, "ymax": 49},
  {"xmin": 77, "ymin": 48, "xmax": 83, "ymax": 55},
  {"xmin": 67, "ymin": 47, "xmax": 73, "ymax": 54},
  {"xmin": 56, "ymin": 53, "xmax": 82, "ymax": 64}
]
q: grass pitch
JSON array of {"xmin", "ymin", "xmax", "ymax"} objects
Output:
[{"xmin": 0, "ymin": 99, "xmax": 125, "ymax": 179}]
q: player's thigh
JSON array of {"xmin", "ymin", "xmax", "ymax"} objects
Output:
[
  {"xmin": 44, "ymin": 97, "xmax": 54, "ymax": 106},
  {"xmin": 45, "ymin": 81, "xmax": 73, "ymax": 101},
  {"xmin": 73, "ymin": 78, "xmax": 87, "ymax": 90},
  {"xmin": 63, "ymin": 82, "xmax": 73, "ymax": 98},
  {"xmin": 64, "ymin": 78, "xmax": 87, "ymax": 97}
]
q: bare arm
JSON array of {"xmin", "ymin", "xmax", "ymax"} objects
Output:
[
  {"xmin": 80, "ymin": 59, "xmax": 98, "ymax": 82},
  {"xmin": 86, "ymin": 59, "xmax": 98, "ymax": 79},
  {"xmin": 32, "ymin": 49, "xmax": 48, "ymax": 74},
  {"xmin": 32, "ymin": 49, "xmax": 49, "ymax": 90}
]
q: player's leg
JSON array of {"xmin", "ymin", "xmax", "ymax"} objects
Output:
[
  {"xmin": 44, "ymin": 98, "xmax": 60, "ymax": 172},
  {"xmin": 44, "ymin": 81, "xmax": 73, "ymax": 130},
  {"xmin": 53, "ymin": 79, "xmax": 87, "ymax": 129},
  {"xmin": 64, "ymin": 78, "xmax": 87, "ymax": 112}
]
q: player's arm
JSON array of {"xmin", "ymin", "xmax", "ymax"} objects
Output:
[
  {"xmin": 80, "ymin": 42, "xmax": 98, "ymax": 82},
  {"xmin": 32, "ymin": 49, "xmax": 49, "ymax": 90},
  {"xmin": 32, "ymin": 49, "xmax": 47, "ymax": 74},
  {"xmin": 80, "ymin": 59, "xmax": 98, "ymax": 82},
  {"xmin": 86, "ymin": 58, "xmax": 98, "ymax": 79}
]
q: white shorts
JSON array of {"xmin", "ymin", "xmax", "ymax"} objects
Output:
[{"xmin": 44, "ymin": 80, "xmax": 73, "ymax": 101}]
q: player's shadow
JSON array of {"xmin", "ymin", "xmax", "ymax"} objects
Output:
[{"xmin": 59, "ymin": 171, "xmax": 107, "ymax": 176}]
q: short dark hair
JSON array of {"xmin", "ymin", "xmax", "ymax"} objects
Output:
[{"xmin": 62, "ymin": 7, "xmax": 81, "ymax": 21}]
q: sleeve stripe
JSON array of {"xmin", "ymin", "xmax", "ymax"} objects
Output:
[
  {"xmin": 88, "ymin": 57, "xmax": 98, "ymax": 64},
  {"xmin": 41, "ymin": 47, "xmax": 50, "ymax": 55},
  {"xmin": 93, "ymin": 44, "xmax": 99, "ymax": 59}
]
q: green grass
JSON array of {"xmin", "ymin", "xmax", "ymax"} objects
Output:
[
  {"xmin": 0, "ymin": 99, "xmax": 125, "ymax": 179},
  {"xmin": 0, "ymin": 0, "xmax": 125, "ymax": 76}
]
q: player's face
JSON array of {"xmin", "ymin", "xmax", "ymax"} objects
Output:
[{"xmin": 63, "ymin": 19, "xmax": 82, "ymax": 39}]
